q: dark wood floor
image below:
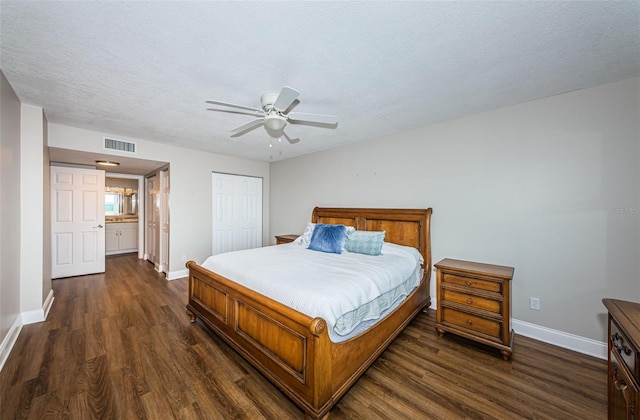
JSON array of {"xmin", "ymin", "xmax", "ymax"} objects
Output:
[{"xmin": 1, "ymin": 253, "xmax": 607, "ymax": 419}]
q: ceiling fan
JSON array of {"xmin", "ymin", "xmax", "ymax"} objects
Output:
[{"xmin": 206, "ymin": 87, "xmax": 338, "ymax": 144}]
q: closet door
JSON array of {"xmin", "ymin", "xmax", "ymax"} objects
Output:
[
  {"xmin": 159, "ymin": 169, "xmax": 170, "ymax": 273},
  {"xmin": 212, "ymin": 173, "xmax": 262, "ymax": 255},
  {"xmin": 146, "ymin": 175, "xmax": 159, "ymax": 266}
]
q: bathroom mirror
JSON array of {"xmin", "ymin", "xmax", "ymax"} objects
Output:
[
  {"xmin": 105, "ymin": 184, "xmax": 138, "ymax": 217},
  {"xmin": 122, "ymin": 192, "xmax": 137, "ymax": 215}
]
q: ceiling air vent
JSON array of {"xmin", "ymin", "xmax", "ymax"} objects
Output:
[{"xmin": 104, "ymin": 137, "xmax": 136, "ymax": 154}]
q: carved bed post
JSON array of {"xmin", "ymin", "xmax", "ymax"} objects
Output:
[
  {"xmin": 310, "ymin": 318, "xmax": 332, "ymax": 418},
  {"xmin": 186, "ymin": 260, "xmax": 198, "ymax": 322}
]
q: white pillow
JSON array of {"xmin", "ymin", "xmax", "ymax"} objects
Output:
[{"xmin": 293, "ymin": 221, "xmax": 316, "ymax": 246}]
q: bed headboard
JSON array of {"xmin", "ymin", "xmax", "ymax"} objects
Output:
[{"xmin": 311, "ymin": 207, "xmax": 433, "ymax": 270}]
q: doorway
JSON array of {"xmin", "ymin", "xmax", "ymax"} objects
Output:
[{"xmin": 105, "ymin": 174, "xmax": 144, "ymax": 258}]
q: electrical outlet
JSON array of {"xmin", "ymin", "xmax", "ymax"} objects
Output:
[
  {"xmin": 181, "ymin": 254, "xmax": 187, "ymax": 262},
  {"xmin": 530, "ymin": 297, "xmax": 541, "ymax": 310}
]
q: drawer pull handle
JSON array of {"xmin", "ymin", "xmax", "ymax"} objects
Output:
[
  {"xmin": 613, "ymin": 342, "xmax": 634, "ymax": 356},
  {"xmin": 466, "ymin": 320, "xmax": 472, "ymax": 326},
  {"xmin": 465, "ymin": 280, "xmax": 473, "ymax": 286},
  {"xmin": 612, "ymin": 332, "xmax": 634, "ymax": 356},
  {"xmin": 612, "ymin": 363, "xmax": 633, "ymax": 405},
  {"xmin": 614, "ymin": 378, "xmax": 628, "ymax": 391},
  {"xmin": 467, "ymin": 298, "xmax": 473, "ymax": 304}
]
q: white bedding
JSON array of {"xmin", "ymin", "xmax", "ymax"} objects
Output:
[{"xmin": 200, "ymin": 241, "xmax": 424, "ymax": 342}]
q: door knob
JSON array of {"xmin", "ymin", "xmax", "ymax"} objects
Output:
[{"xmin": 93, "ymin": 224, "xmax": 104, "ymax": 228}]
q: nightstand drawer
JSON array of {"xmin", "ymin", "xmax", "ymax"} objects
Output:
[
  {"xmin": 442, "ymin": 289, "xmax": 501, "ymax": 314},
  {"xmin": 441, "ymin": 273, "xmax": 502, "ymax": 293},
  {"xmin": 442, "ymin": 307, "xmax": 502, "ymax": 339},
  {"xmin": 610, "ymin": 354, "xmax": 639, "ymax": 414},
  {"xmin": 611, "ymin": 320, "xmax": 637, "ymax": 377}
]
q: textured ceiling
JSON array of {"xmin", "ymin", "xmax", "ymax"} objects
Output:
[{"xmin": 2, "ymin": 1, "xmax": 639, "ymax": 163}]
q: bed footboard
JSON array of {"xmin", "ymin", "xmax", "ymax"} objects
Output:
[{"xmin": 186, "ymin": 261, "xmax": 334, "ymax": 419}]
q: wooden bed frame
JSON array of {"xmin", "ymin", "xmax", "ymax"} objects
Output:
[{"xmin": 186, "ymin": 207, "xmax": 433, "ymax": 419}]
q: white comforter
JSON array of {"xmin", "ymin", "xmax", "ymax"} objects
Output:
[{"xmin": 200, "ymin": 242, "xmax": 424, "ymax": 342}]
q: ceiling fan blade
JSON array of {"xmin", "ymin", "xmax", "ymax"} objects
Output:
[
  {"xmin": 231, "ymin": 118, "xmax": 264, "ymax": 133},
  {"xmin": 288, "ymin": 112, "xmax": 338, "ymax": 125},
  {"xmin": 273, "ymin": 87, "xmax": 300, "ymax": 111},
  {"xmin": 282, "ymin": 131, "xmax": 300, "ymax": 144},
  {"xmin": 206, "ymin": 100, "xmax": 263, "ymax": 113},
  {"xmin": 207, "ymin": 108, "xmax": 263, "ymax": 118}
]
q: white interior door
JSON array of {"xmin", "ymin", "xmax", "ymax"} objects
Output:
[
  {"xmin": 146, "ymin": 175, "xmax": 159, "ymax": 266},
  {"xmin": 51, "ymin": 166, "xmax": 105, "ymax": 278},
  {"xmin": 160, "ymin": 169, "xmax": 170, "ymax": 273},
  {"xmin": 212, "ymin": 173, "xmax": 262, "ymax": 255}
]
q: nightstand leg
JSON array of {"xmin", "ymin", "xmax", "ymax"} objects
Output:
[{"xmin": 186, "ymin": 309, "xmax": 196, "ymax": 323}]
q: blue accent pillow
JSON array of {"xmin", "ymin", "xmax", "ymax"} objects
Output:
[
  {"xmin": 345, "ymin": 230, "xmax": 386, "ymax": 256},
  {"xmin": 308, "ymin": 224, "xmax": 347, "ymax": 254}
]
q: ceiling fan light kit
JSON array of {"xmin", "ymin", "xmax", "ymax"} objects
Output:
[
  {"xmin": 263, "ymin": 113, "xmax": 287, "ymax": 132},
  {"xmin": 206, "ymin": 86, "xmax": 338, "ymax": 145}
]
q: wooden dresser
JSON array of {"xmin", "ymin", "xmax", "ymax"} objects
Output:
[
  {"xmin": 435, "ymin": 258, "xmax": 514, "ymax": 360},
  {"xmin": 274, "ymin": 234, "xmax": 299, "ymax": 245},
  {"xmin": 603, "ymin": 298, "xmax": 640, "ymax": 419}
]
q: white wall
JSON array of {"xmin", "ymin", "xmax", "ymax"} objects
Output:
[
  {"xmin": 106, "ymin": 177, "xmax": 138, "ymax": 189},
  {"xmin": 41, "ymin": 118, "xmax": 51, "ymax": 305},
  {"xmin": 47, "ymin": 124, "xmax": 270, "ymax": 277},
  {"xmin": 0, "ymin": 73, "xmax": 51, "ymax": 370},
  {"xmin": 270, "ymin": 77, "xmax": 640, "ymax": 343},
  {"xmin": 0, "ymin": 70, "xmax": 22, "ymax": 354},
  {"xmin": 20, "ymin": 105, "xmax": 47, "ymax": 314}
]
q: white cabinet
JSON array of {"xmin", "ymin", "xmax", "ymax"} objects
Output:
[
  {"xmin": 105, "ymin": 226, "xmax": 119, "ymax": 252},
  {"xmin": 106, "ymin": 222, "xmax": 138, "ymax": 255}
]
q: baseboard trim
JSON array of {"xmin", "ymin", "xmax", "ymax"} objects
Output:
[
  {"xmin": 430, "ymin": 288, "xmax": 607, "ymax": 359},
  {"xmin": 0, "ymin": 316, "xmax": 23, "ymax": 372},
  {"xmin": 167, "ymin": 269, "xmax": 188, "ymax": 281},
  {"xmin": 21, "ymin": 289, "xmax": 55, "ymax": 325},
  {"xmin": 512, "ymin": 318, "xmax": 607, "ymax": 360},
  {"xmin": 0, "ymin": 290, "xmax": 55, "ymax": 372},
  {"xmin": 42, "ymin": 289, "xmax": 55, "ymax": 320}
]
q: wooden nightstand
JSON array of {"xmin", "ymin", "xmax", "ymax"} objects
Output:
[
  {"xmin": 435, "ymin": 258, "xmax": 514, "ymax": 360},
  {"xmin": 603, "ymin": 299, "xmax": 640, "ymax": 419},
  {"xmin": 274, "ymin": 234, "xmax": 299, "ymax": 245}
]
